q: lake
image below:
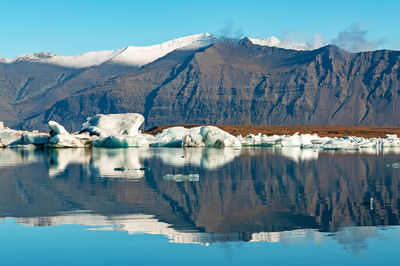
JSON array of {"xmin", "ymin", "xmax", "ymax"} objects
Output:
[{"xmin": 1, "ymin": 147, "xmax": 399, "ymax": 265}]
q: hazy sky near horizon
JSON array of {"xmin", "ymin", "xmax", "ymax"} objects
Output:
[{"xmin": 0, "ymin": 0, "xmax": 399, "ymax": 57}]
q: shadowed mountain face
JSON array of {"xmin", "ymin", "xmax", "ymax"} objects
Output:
[
  {"xmin": 1, "ymin": 38, "xmax": 399, "ymax": 130},
  {"xmin": 0, "ymin": 147, "xmax": 399, "ymax": 238}
]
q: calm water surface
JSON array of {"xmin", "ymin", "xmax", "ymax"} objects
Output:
[{"xmin": 0, "ymin": 147, "xmax": 400, "ymax": 265}]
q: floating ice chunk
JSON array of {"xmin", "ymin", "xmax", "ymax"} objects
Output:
[
  {"xmin": 48, "ymin": 120, "xmax": 90, "ymax": 148},
  {"xmin": 151, "ymin": 126, "xmax": 241, "ymax": 148},
  {"xmin": 238, "ymin": 133, "xmax": 282, "ymax": 146},
  {"xmin": 79, "ymin": 113, "xmax": 150, "ymax": 148},
  {"xmin": 0, "ymin": 121, "xmax": 4, "ymax": 130},
  {"xmin": 48, "ymin": 121, "xmax": 68, "ymax": 136},
  {"xmin": 0, "ymin": 128, "xmax": 26, "ymax": 146},
  {"xmin": 382, "ymin": 134, "xmax": 400, "ymax": 147},
  {"xmin": 80, "ymin": 113, "xmax": 145, "ymax": 137},
  {"xmin": 0, "ymin": 124, "xmax": 50, "ymax": 147},
  {"xmin": 200, "ymin": 126, "xmax": 242, "ymax": 148},
  {"xmin": 281, "ymin": 133, "xmax": 321, "ymax": 148},
  {"xmin": 151, "ymin": 126, "xmax": 200, "ymax": 147},
  {"xmin": 163, "ymin": 174, "xmax": 199, "ymax": 182},
  {"xmin": 387, "ymin": 162, "xmax": 400, "ymax": 168},
  {"xmin": 48, "ymin": 134, "xmax": 86, "ymax": 148}
]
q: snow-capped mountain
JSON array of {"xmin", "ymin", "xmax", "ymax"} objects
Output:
[
  {"xmin": 2, "ymin": 33, "xmax": 397, "ymax": 131},
  {"xmin": 1, "ymin": 33, "xmax": 323, "ymax": 69},
  {"xmin": 1, "ymin": 33, "xmax": 216, "ymax": 68}
]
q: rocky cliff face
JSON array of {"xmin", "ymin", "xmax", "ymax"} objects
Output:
[{"xmin": 1, "ymin": 38, "xmax": 399, "ymax": 130}]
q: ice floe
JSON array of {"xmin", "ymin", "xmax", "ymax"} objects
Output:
[{"xmin": 163, "ymin": 174, "xmax": 200, "ymax": 182}]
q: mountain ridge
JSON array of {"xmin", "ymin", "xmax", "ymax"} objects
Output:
[{"xmin": 0, "ymin": 35, "xmax": 399, "ymax": 130}]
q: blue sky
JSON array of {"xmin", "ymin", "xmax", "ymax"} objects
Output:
[{"xmin": 0, "ymin": 0, "xmax": 399, "ymax": 57}]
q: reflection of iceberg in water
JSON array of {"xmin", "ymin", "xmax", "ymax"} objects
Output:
[
  {"xmin": 91, "ymin": 148, "xmax": 150, "ymax": 179},
  {"xmin": 278, "ymin": 147, "xmax": 319, "ymax": 162},
  {"xmin": 46, "ymin": 148, "xmax": 149, "ymax": 179},
  {"xmin": 48, "ymin": 149, "xmax": 92, "ymax": 177},
  {"xmin": 150, "ymin": 148, "xmax": 242, "ymax": 169},
  {"xmin": 0, "ymin": 148, "xmax": 42, "ymax": 167},
  {"xmin": 0, "ymin": 147, "xmax": 241, "ymax": 179}
]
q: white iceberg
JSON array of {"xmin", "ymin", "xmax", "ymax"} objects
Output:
[
  {"xmin": 80, "ymin": 113, "xmax": 151, "ymax": 147},
  {"xmin": 0, "ymin": 128, "xmax": 27, "ymax": 146},
  {"xmin": 80, "ymin": 113, "xmax": 144, "ymax": 136},
  {"xmin": 48, "ymin": 121, "xmax": 90, "ymax": 148},
  {"xmin": 151, "ymin": 126, "xmax": 242, "ymax": 148},
  {"xmin": 238, "ymin": 133, "xmax": 282, "ymax": 146},
  {"xmin": 200, "ymin": 126, "xmax": 242, "ymax": 148},
  {"xmin": 0, "ymin": 125, "xmax": 50, "ymax": 147},
  {"xmin": 150, "ymin": 126, "xmax": 200, "ymax": 147},
  {"xmin": 280, "ymin": 133, "xmax": 322, "ymax": 148}
]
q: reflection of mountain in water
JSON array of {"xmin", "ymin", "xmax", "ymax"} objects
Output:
[
  {"xmin": 0, "ymin": 147, "xmax": 399, "ymax": 244},
  {"xmin": 13, "ymin": 211, "xmax": 386, "ymax": 248}
]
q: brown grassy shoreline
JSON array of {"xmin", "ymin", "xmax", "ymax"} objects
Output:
[{"xmin": 143, "ymin": 125, "xmax": 400, "ymax": 138}]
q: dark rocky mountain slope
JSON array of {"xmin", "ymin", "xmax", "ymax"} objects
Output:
[{"xmin": 1, "ymin": 38, "xmax": 399, "ymax": 130}]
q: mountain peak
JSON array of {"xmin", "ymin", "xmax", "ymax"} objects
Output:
[
  {"xmin": 15, "ymin": 52, "xmax": 57, "ymax": 62},
  {"xmin": 239, "ymin": 37, "xmax": 253, "ymax": 47},
  {"xmin": 249, "ymin": 36, "xmax": 281, "ymax": 47}
]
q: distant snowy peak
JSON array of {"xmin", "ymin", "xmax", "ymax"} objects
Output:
[
  {"xmin": 249, "ymin": 36, "xmax": 323, "ymax": 51},
  {"xmin": 249, "ymin": 36, "xmax": 281, "ymax": 47},
  {"xmin": 3, "ymin": 33, "xmax": 215, "ymax": 68}
]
